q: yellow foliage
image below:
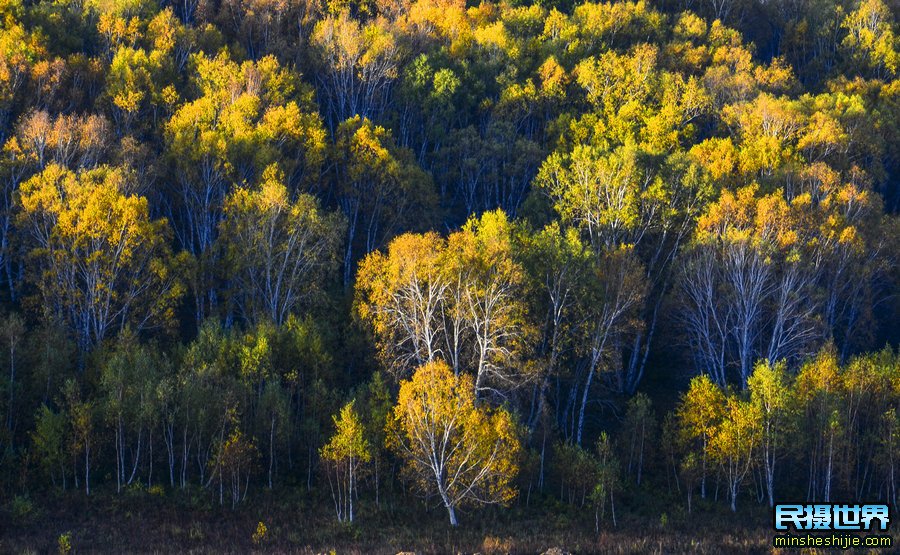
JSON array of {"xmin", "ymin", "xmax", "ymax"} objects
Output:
[{"xmin": 387, "ymin": 360, "xmax": 521, "ymax": 521}]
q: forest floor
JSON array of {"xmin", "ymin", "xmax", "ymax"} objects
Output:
[{"xmin": 0, "ymin": 486, "xmax": 803, "ymax": 554}]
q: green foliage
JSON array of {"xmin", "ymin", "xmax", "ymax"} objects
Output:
[
  {"xmin": 9, "ymin": 493, "xmax": 35, "ymax": 520},
  {"xmin": 31, "ymin": 404, "xmax": 66, "ymax": 487}
]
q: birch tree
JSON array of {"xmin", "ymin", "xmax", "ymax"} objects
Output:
[
  {"xmin": 445, "ymin": 210, "xmax": 532, "ymax": 400},
  {"xmin": 220, "ymin": 164, "xmax": 344, "ymax": 326},
  {"xmin": 747, "ymin": 360, "xmax": 795, "ymax": 508},
  {"xmin": 708, "ymin": 395, "xmax": 759, "ymax": 512},
  {"xmin": 311, "ymin": 12, "xmax": 400, "ymax": 130},
  {"xmin": 320, "ymin": 400, "xmax": 370, "ymax": 523},
  {"xmin": 387, "ymin": 360, "xmax": 521, "ymax": 527},
  {"xmin": 165, "ymin": 52, "xmax": 325, "ymax": 322},
  {"xmin": 355, "ymin": 231, "xmax": 449, "ymax": 376},
  {"xmin": 18, "ymin": 164, "xmax": 186, "ymax": 354}
]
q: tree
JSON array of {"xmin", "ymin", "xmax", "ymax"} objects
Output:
[
  {"xmin": 320, "ymin": 400, "xmax": 370, "ymax": 523},
  {"xmin": 98, "ymin": 329, "xmax": 162, "ymax": 492},
  {"xmin": 0, "ymin": 20, "xmax": 45, "ymax": 141},
  {"xmin": 62, "ymin": 379, "xmax": 94, "ymax": 495},
  {"xmin": 679, "ymin": 186, "xmax": 775, "ymax": 387},
  {"xmin": 18, "ymin": 164, "xmax": 186, "ymax": 354},
  {"xmin": 553, "ymin": 440, "xmax": 599, "ymax": 506},
  {"xmin": 679, "ymin": 451, "xmax": 701, "ymax": 514},
  {"xmin": 793, "ymin": 345, "xmax": 845, "ymax": 502},
  {"xmin": 31, "ymin": 404, "xmax": 68, "ymax": 490},
  {"xmin": 621, "ymin": 392, "xmax": 655, "ymax": 486},
  {"xmin": 1, "ymin": 111, "xmax": 112, "ymax": 299},
  {"xmin": 258, "ymin": 379, "xmax": 289, "ymax": 490},
  {"xmin": 355, "ymin": 231, "xmax": 449, "ymax": 376},
  {"xmin": 174, "ymin": 322, "xmax": 245, "ymax": 490},
  {"xmin": 164, "ymin": 52, "xmax": 325, "ymax": 322},
  {"xmin": 211, "ymin": 428, "xmax": 258, "ymax": 508},
  {"xmin": 387, "ymin": 360, "xmax": 521, "ymax": 526},
  {"xmin": 677, "ymin": 374, "xmax": 726, "ymax": 499},
  {"xmin": 356, "ymin": 210, "xmax": 531, "ymax": 399},
  {"xmin": 444, "ymin": 210, "xmax": 532, "ymax": 400},
  {"xmin": 334, "ymin": 115, "xmax": 435, "ymax": 287},
  {"xmin": 358, "ymin": 371, "xmax": 392, "ymax": 505},
  {"xmin": 590, "ymin": 432, "xmax": 619, "ymax": 531},
  {"xmin": 535, "ymin": 146, "xmax": 710, "ymax": 395},
  {"xmin": 708, "ymin": 395, "xmax": 759, "ymax": 512},
  {"xmin": 840, "ymin": 0, "xmax": 899, "ymax": 79},
  {"xmin": 573, "ymin": 246, "xmax": 646, "ymax": 443},
  {"xmin": 747, "ymin": 360, "xmax": 794, "ymax": 507},
  {"xmin": 220, "ymin": 164, "xmax": 344, "ymax": 326},
  {"xmin": 680, "ymin": 179, "xmax": 893, "ymax": 386},
  {"xmin": 104, "ymin": 45, "xmax": 177, "ymax": 135},
  {"xmin": 214, "ymin": 0, "xmax": 294, "ymax": 59},
  {"xmin": 2, "ymin": 313, "xmax": 24, "ymax": 439},
  {"xmin": 519, "ymin": 223, "xmax": 590, "ymax": 432},
  {"xmin": 311, "ymin": 12, "xmax": 399, "ymax": 130}
]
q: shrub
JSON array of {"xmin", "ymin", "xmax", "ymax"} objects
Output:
[
  {"xmin": 57, "ymin": 532, "xmax": 72, "ymax": 555},
  {"xmin": 252, "ymin": 521, "xmax": 268, "ymax": 545}
]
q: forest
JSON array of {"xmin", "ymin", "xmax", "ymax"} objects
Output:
[{"xmin": 0, "ymin": 0, "xmax": 899, "ymax": 550}]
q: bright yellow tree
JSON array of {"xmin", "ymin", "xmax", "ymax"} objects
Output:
[
  {"xmin": 320, "ymin": 400, "xmax": 371, "ymax": 524},
  {"xmin": 18, "ymin": 164, "xmax": 186, "ymax": 353},
  {"xmin": 387, "ymin": 360, "xmax": 520, "ymax": 526},
  {"xmin": 676, "ymin": 374, "xmax": 726, "ymax": 500},
  {"xmin": 355, "ymin": 231, "xmax": 448, "ymax": 376},
  {"xmin": 708, "ymin": 395, "xmax": 760, "ymax": 512}
]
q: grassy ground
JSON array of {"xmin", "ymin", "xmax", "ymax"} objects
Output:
[{"xmin": 0, "ymin": 486, "xmax": 796, "ymax": 554}]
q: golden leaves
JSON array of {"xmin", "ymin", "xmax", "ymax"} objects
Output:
[
  {"xmin": 18, "ymin": 164, "xmax": 184, "ymax": 349},
  {"xmin": 388, "ymin": 360, "xmax": 521, "ymax": 507}
]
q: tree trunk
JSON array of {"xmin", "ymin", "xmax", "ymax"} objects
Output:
[
  {"xmin": 576, "ymin": 357, "xmax": 598, "ymax": 446},
  {"xmin": 6, "ymin": 342, "xmax": 14, "ymax": 435},
  {"xmin": 610, "ymin": 491, "xmax": 616, "ymax": 527},
  {"xmin": 446, "ymin": 503, "xmax": 458, "ymax": 527},
  {"xmin": 637, "ymin": 422, "xmax": 644, "ymax": 485},
  {"xmin": 115, "ymin": 417, "xmax": 122, "ymax": 493},
  {"xmin": 765, "ymin": 445, "xmax": 775, "ymax": 508},
  {"xmin": 348, "ymin": 454, "xmax": 354, "ymax": 524},
  {"xmin": 84, "ymin": 444, "xmax": 91, "ymax": 495},
  {"xmin": 268, "ymin": 415, "xmax": 275, "ymax": 489},
  {"xmin": 730, "ymin": 477, "xmax": 738, "ymax": 512}
]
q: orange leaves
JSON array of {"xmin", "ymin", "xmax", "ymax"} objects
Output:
[
  {"xmin": 690, "ymin": 137, "xmax": 738, "ymax": 183},
  {"xmin": 695, "ymin": 180, "xmax": 874, "ymax": 258}
]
